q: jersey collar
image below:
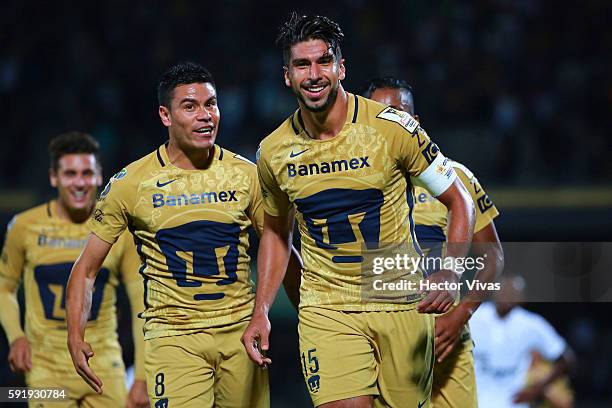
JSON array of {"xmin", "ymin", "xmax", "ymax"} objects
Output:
[
  {"xmin": 157, "ymin": 142, "xmax": 223, "ymax": 168},
  {"xmin": 290, "ymin": 92, "xmax": 360, "ymax": 137}
]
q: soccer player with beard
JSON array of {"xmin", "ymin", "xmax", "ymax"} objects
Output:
[
  {"xmin": 364, "ymin": 77, "xmax": 504, "ymax": 408},
  {"xmin": 0, "ymin": 132, "xmax": 148, "ymax": 408},
  {"xmin": 242, "ymin": 13, "xmax": 475, "ymax": 408},
  {"xmin": 66, "ymin": 62, "xmax": 301, "ymax": 408}
]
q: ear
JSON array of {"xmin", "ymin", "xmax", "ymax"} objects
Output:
[
  {"xmin": 49, "ymin": 168, "xmax": 58, "ymax": 188},
  {"xmin": 414, "ymin": 114, "xmax": 420, "ymax": 123},
  {"xmin": 284, "ymin": 66, "xmax": 291, "ymax": 88},
  {"xmin": 95, "ymin": 170, "xmax": 103, "ymax": 187},
  {"xmin": 159, "ymin": 106, "xmax": 172, "ymax": 127},
  {"xmin": 338, "ymin": 58, "xmax": 346, "ymax": 81}
]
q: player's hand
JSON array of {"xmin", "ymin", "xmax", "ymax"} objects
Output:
[
  {"xmin": 434, "ymin": 304, "xmax": 471, "ymax": 362},
  {"xmin": 126, "ymin": 379, "xmax": 149, "ymax": 408},
  {"xmin": 417, "ymin": 269, "xmax": 459, "ymax": 314},
  {"xmin": 8, "ymin": 336, "xmax": 32, "ymax": 373},
  {"xmin": 67, "ymin": 336, "xmax": 103, "ymax": 394},
  {"xmin": 513, "ymin": 381, "xmax": 547, "ymax": 403},
  {"xmin": 241, "ymin": 312, "xmax": 272, "ymax": 368}
]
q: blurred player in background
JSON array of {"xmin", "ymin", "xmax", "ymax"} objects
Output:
[
  {"xmin": 243, "ymin": 13, "xmax": 475, "ymax": 408},
  {"xmin": 470, "ymin": 275, "xmax": 575, "ymax": 408},
  {"xmin": 526, "ymin": 350, "xmax": 574, "ymax": 408},
  {"xmin": 0, "ymin": 132, "xmax": 148, "ymax": 408},
  {"xmin": 66, "ymin": 62, "xmax": 301, "ymax": 408},
  {"xmin": 364, "ymin": 76, "xmax": 504, "ymax": 408}
]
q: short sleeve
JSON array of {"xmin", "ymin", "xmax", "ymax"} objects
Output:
[
  {"xmin": 453, "ymin": 162, "xmax": 499, "ymax": 233},
  {"xmin": 87, "ymin": 168, "xmax": 133, "ymax": 244},
  {"xmin": 257, "ymin": 145, "xmax": 291, "ymax": 217},
  {"xmin": 529, "ymin": 314, "xmax": 567, "ymax": 361},
  {"xmin": 247, "ymin": 167, "xmax": 264, "ymax": 236},
  {"xmin": 379, "ymin": 107, "xmax": 457, "ymax": 196},
  {"xmin": 116, "ymin": 231, "xmax": 142, "ymax": 284},
  {"xmin": 0, "ymin": 215, "xmax": 25, "ymax": 286}
]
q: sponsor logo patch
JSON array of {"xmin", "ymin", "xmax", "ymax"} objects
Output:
[{"xmin": 376, "ymin": 107, "xmax": 419, "ymax": 134}]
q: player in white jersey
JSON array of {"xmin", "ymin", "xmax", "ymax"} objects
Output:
[{"xmin": 470, "ymin": 276, "xmax": 574, "ymax": 408}]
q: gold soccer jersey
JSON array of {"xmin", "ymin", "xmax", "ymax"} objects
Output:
[
  {"xmin": 88, "ymin": 144, "xmax": 262, "ymax": 340},
  {"xmin": 257, "ymin": 93, "xmax": 457, "ymax": 311},
  {"xmin": 0, "ymin": 201, "xmax": 141, "ymax": 375}
]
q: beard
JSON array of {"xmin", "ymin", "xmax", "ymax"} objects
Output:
[{"xmin": 295, "ymin": 82, "xmax": 340, "ymax": 113}]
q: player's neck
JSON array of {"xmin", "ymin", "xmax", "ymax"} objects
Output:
[
  {"xmin": 53, "ymin": 198, "xmax": 93, "ymax": 224},
  {"xmin": 495, "ymin": 303, "xmax": 514, "ymax": 319},
  {"xmin": 166, "ymin": 140, "xmax": 214, "ymax": 170},
  {"xmin": 300, "ymin": 87, "xmax": 348, "ymax": 141}
]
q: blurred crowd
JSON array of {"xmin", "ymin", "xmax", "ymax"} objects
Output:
[{"xmin": 1, "ymin": 0, "xmax": 610, "ymax": 191}]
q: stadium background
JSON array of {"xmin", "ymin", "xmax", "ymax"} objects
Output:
[{"xmin": 0, "ymin": 1, "xmax": 610, "ymax": 406}]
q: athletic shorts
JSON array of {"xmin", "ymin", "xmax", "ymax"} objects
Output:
[
  {"xmin": 432, "ymin": 337, "xmax": 476, "ymax": 408},
  {"xmin": 299, "ymin": 307, "xmax": 434, "ymax": 407},
  {"xmin": 145, "ymin": 319, "xmax": 269, "ymax": 408},
  {"xmin": 26, "ymin": 345, "xmax": 126, "ymax": 408}
]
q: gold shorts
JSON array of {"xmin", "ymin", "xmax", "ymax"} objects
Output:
[
  {"xmin": 145, "ymin": 319, "xmax": 269, "ymax": 408},
  {"xmin": 432, "ymin": 338, "xmax": 476, "ymax": 408},
  {"xmin": 26, "ymin": 346, "xmax": 126, "ymax": 408},
  {"xmin": 298, "ymin": 307, "xmax": 434, "ymax": 407}
]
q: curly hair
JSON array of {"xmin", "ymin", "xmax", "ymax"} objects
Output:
[{"xmin": 276, "ymin": 12, "xmax": 344, "ymax": 65}]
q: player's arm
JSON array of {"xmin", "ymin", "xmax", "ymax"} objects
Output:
[
  {"xmin": 514, "ymin": 348, "xmax": 575, "ymax": 404},
  {"xmin": 66, "ymin": 233, "xmax": 113, "ymax": 394},
  {"xmin": 435, "ymin": 166, "xmax": 504, "ymax": 360},
  {"xmin": 0, "ymin": 217, "xmax": 31, "ymax": 373},
  {"xmin": 417, "ymin": 179, "xmax": 474, "ymax": 313},
  {"xmin": 118, "ymin": 233, "xmax": 148, "ymax": 408},
  {"xmin": 385, "ymin": 110, "xmax": 475, "ymax": 313},
  {"xmin": 247, "ymin": 168, "xmax": 302, "ymax": 312},
  {"xmin": 242, "ymin": 211, "xmax": 295, "ymax": 367},
  {"xmin": 284, "ymin": 243, "xmax": 302, "ymax": 311},
  {"xmin": 417, "ymin": 180, "xmax": 475, "ymax": 314},
  {"xmin": 437, "ymin": 179, "xmax": 475, "ymax": 255},
  {"xmin": 242, "ymin": 145, "xmax": 293, "ymax": 367},
  {"xmin": 459, "ymin": 221, "xmax": 503, "ymax": 314},
  {"xmin": 124, "ymin": 279, "xmax": 148, "ymax": 408},
  {"xmin": 434, "ymin": 221, "xmax": 503, "ymax": 361}
]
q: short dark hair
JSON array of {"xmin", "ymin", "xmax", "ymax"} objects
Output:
[
  {"xmin": 361, "ymin": 76, "xmax": 414, "ymax": 99},
  {"xmin": 157, "ymin": 62, "xmax": 216, "ymax": 107},
  {"xmin": 276, "ymin": 12, "xmax": 344, "ymax": 65},
  {"xmin": 48, "ymin": 131, "xmax": 100, "ymax": 171}
]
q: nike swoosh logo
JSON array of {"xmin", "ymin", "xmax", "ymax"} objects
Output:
[
  {"xmin": 290, "ymin": 149, "xmax": 309, "ymax": 158},
  {"xmin": 156, "ymin": 179, "xmax": 177, "ymax": 188},
  {"xmin": 417, "ymin": 401, "xmax": 426, "ymax": 408}
]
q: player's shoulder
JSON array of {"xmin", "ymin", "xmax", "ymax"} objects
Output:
[
  {"xmin": 220, "ymin": 146, "xmax": 256, "ymax": 168},
  {"xmin": 219, "ymin": 146, "xmax": 258, "ymax": 178},
  {"xmin": 477, "ymin": 301, "xmax": 496, "ymax": 315},
  {"xmin": 359, "ymin": 96, "xmax": 420, "ymax": 135},
  {"xmin": 451, "ymin": 161, "xmax": 477, "ymax": 181},
  {"xmin": 513, "ymin": 307, "xmax": 551, "ymax": 328},
  {"xmin": 100, "ymin": 146, "xmax": 164, "ymax": 197},
  {"xmin": 258, "ymin": 113, "xmax": 299, "ymax": 157},
  {"xmin": 122, "ymin": 146, "xmax": 166, "ymax": 179},
  {"xmin": 7, "ymin": 202, "xmax": 50, "ymax": 230}
]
